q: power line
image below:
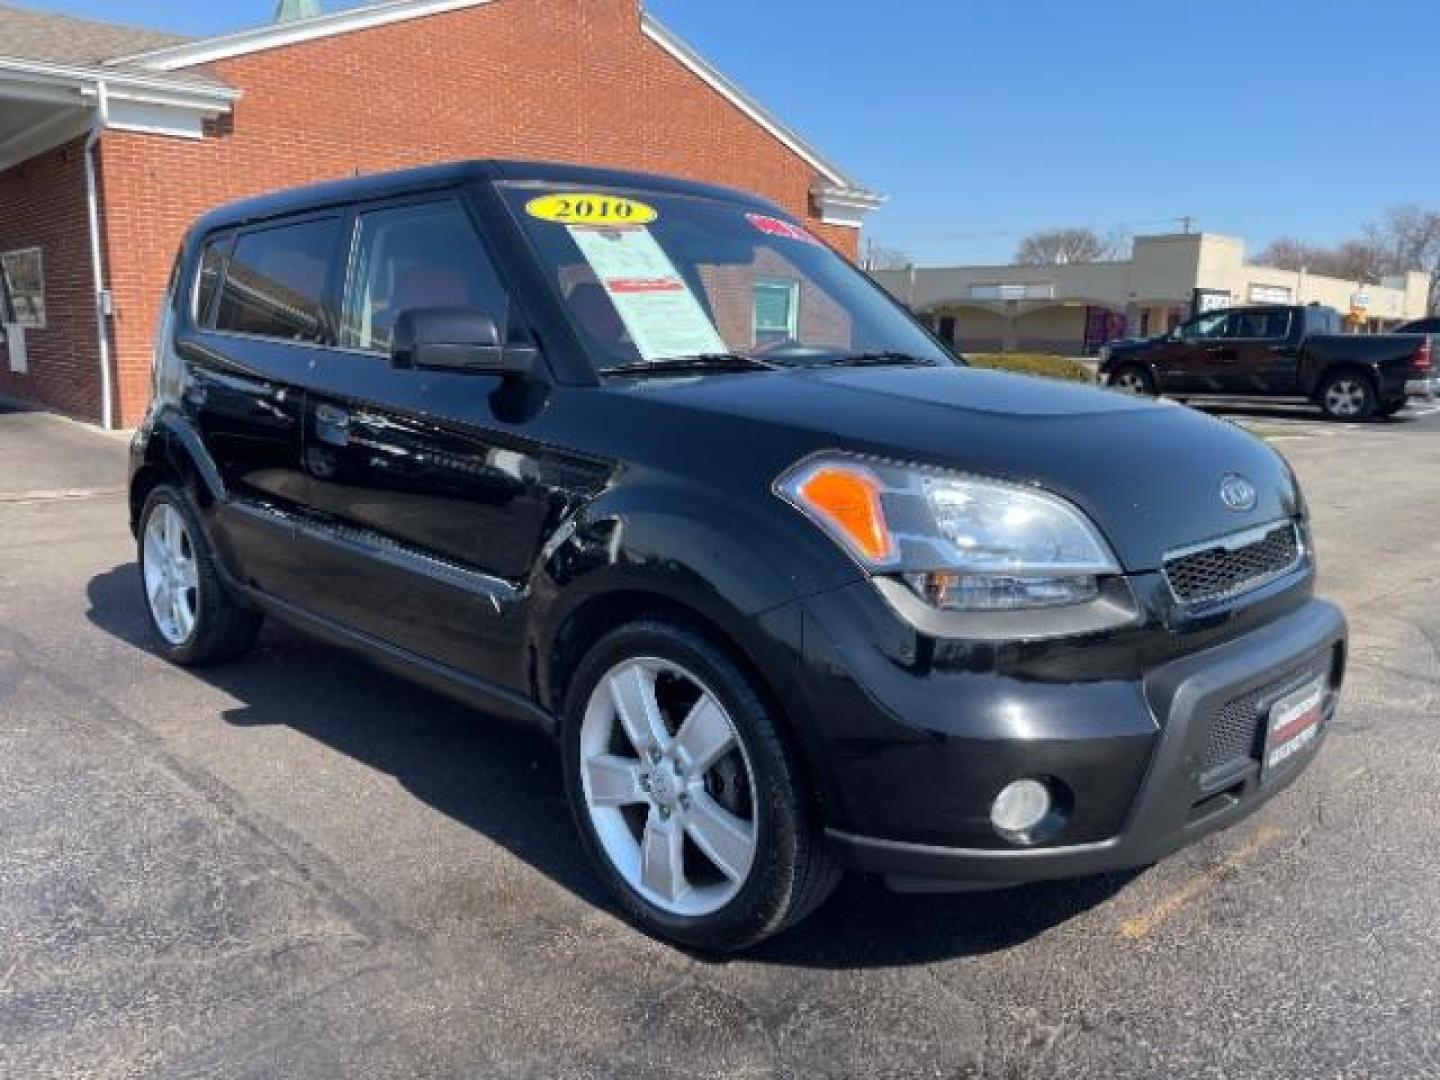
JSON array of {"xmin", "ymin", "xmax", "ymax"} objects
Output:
[{"xmin": 873, "ymin": 216, "xmax": 1197, "ymax": 245}]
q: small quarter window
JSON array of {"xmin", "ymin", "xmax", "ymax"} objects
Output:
[
  {"xmin": 215, "ymin": 218, "xmax": 339, "ymax": 342},
  {"xmin": 193, "ymin": 237, "xmax": 230, "ymax": 326},
  {"xmin": 342, "ymin": 201, "xmax": 510, "ymax": 353}
]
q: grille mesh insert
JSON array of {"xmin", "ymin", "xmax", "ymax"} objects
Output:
[
  {"xmin": 1202, "ymin": 653, "xmax": 1331, "ymax": 772},
  {"xmin": 1164, "ymin": 523, "xmax": 1301, "ymax": 605}
]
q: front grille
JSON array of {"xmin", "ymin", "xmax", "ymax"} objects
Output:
[
  {"xmin": 1164, "ymin": 522, "xmax": 1302, "ymax": 605},
  {"xmin": 1202, "ymin": 652, "xmax": 1332, "ymax": 772}
]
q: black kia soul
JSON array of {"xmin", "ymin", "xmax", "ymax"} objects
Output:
[{"xmin": 130, "ymin": 161, "xmax": 1346, "ymax": 949}]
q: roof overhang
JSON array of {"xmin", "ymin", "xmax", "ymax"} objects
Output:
[
  {"xmin": 108, "ymin": 0, "xmax": 496, "ymax": 70},
  {"xmin": 0, "ymin": 57, "xmax": 239, "ymax": 170},
  {"xmin": 810, "ymin": 183, "xmax": 887, "ymax": 229}
]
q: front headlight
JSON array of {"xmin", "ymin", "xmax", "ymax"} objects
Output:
[{"xmin": 776, "ymin": 455, "xmax": 1120, "ymax": 611}]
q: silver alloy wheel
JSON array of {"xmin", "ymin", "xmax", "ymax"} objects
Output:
[
  {"xmin": 1114, "ymin": 369, "xmax": 1149, "ymax": 394},
  {"xmin": 1324, "ymin": 378, "xmax": 1366, "ymax": 417},
  {"xmin": 142, "ymin": 503, "xmax": 200, "ymax": 646},
  {"xmin": 579, "ymin": 657, "xmax": 758, "ymax": 917}
]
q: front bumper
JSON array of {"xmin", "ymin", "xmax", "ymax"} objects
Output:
[{"xmin": 795, "ymin": 585, "xmax": 1345, "ymax": 892}]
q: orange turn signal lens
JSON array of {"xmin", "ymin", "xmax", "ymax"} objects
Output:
[{"xmin": 794, "ymin": 465, "xmax": 895, "ymax": 564}]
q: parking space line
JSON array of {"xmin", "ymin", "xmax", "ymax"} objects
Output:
[
  {"xmin": 0, "ymin": 487, "xmax": 125, "ymax": 504},
  {"xmin": 1119, "ymin": 826, "xmax": 1283, "ymax": 941}
]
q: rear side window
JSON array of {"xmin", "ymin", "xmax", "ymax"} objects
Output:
[
  {"xmin": 341, "ymin": 200, "xmax": 510, "ymax": 353},
  {"xmin": 1230, "ymin": 309, "xmax": 1291, "ymax": 339},
  {"xmin": 215, "ymin": 218, "xmax": 339, "ymax": 342}
]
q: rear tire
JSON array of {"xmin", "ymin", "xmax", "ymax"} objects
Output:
[
  {"xmin": 137, "ymin": 484, "xmax": 261, "ymax": 666},
  {"xmin": 1108, "ymin": 364, "xmax": 1157, "ymax": 396},
  {"xmin": 1317, "ymin": 370, "xmax": 1377, "ymax": 422},
  {"xmin": 561, "ymin": 620, "xmax": 840, "ymax": 950}
]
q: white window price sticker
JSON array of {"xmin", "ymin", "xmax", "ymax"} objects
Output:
[{"xmin": 567, "ymin": 226, "xmax": 727, "ymax": 362}]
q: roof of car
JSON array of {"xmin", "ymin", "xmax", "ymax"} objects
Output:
[{"xmin": 192, "ymin": 160, "xmax": 787, "ymax": 235}]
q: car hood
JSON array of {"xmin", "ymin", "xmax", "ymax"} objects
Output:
[{"xmin": 619, "ymin": 364, "xmax": 1301, "ymax": 572}]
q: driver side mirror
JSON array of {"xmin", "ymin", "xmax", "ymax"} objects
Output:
[{"xmin": 391, "ymin": 307, "xmax": 540, "ymax": 378}]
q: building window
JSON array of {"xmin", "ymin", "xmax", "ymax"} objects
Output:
[
  {"xmin": 0, "ymin": 248, "xmax": 46, "ymax": 329},
  {"xmin": 753, "ymin": 278, "xmax": 799, "ymax": 346},
  {"xmin": 970, "ymin": 283, "xmax": 1054, "ymax": 301}
]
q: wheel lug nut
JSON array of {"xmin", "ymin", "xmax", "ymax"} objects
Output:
[
  {"xmin": 658, "ymin": 806, "xmax": 671, "ymax": 820},
  {"xmin": 648, "ymin": 748, "xmax": 662, "ymax": 764}
]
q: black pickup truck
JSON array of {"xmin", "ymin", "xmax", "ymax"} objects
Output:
[{"xmin": 1098, "ymin": 304, "xmax": 1437, "ymax": 420}]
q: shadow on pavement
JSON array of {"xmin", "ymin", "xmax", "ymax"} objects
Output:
[
  {"xmin": 86, "ymin": 562, "xmax": 1134, "ymax": 968},
  {"xmin": 1189, "ymin": 401, "xmax": 1420, "ymax": 426}
]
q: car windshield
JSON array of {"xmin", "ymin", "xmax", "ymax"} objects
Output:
[{"xmin": 499, "ymin": 184, "xmax": 952, "ymax": 374}]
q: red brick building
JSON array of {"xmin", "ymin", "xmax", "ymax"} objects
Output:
[{"xmin": 0, "ymin": 0, "xmax": 881, "ymax": 428}]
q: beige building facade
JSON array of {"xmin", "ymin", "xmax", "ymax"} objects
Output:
[{"xmin": 874, "ymin": 232, "xmax": 1432, "ymax": 355}]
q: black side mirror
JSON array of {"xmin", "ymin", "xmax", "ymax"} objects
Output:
[{"xmin": 391, "ymin": 307, "xmax": 540, "ymax": 378}]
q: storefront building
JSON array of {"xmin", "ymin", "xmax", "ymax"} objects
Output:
[
  {"xmin": 875, "ymin": 232, "xmax": 1432, "ymax": 355},
  {"xmin": 0, "ymin": 0, "xmax": 881, "ymax": 427}
]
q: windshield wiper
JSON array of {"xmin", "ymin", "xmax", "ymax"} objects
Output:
[
  {"xmin": 816, "ymin": 350, "xmax": 938, "ymax": 368},
  {"xmin": 601, "ymin": 353, "xmax": 779, "ymax": 377}
]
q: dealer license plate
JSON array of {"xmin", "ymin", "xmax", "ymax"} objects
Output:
[{"xmin": 1262, "ymin": 679, "xmax": 1326, "ymax": 779}]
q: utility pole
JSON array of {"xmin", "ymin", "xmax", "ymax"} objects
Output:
[{"xmin": 1180, "ymin": 216, "xmax": 1195, "ymax": 235}]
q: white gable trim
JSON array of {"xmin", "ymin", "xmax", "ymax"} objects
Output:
[
  {"xmin": 639, "ymin": 13, "xmax": 858, "ymax": 190},
  {"xmin": 108, "ymin": 0, "xmax": 495, "ymax": 72}
]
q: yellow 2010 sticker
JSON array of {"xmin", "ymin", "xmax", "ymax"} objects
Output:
[{"xmin": 525, "ymin": 193, "xmax": 658, "ymax": 227}]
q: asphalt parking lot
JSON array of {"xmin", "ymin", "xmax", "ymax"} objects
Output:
[{"xmin": 2, "ymin": 399, "xmax": 1438, "ymax": 1079}]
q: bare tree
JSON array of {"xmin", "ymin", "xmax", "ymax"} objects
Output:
[
  {"xmin": 1014, "ymin": 227, "xmax": 1118, "ymax": 266},
  {"xmin": 1252, "ymin": 236, "xmax": 1317, "ymax": 272},
  {"xmin": 1256, "ymin": 229, "xmax": 1404, "ymax": 284},
  {"xmin": 863, "ymin": 241, "xmax": 914, "ymax": 271},
  {"xmin": 1364, "ymin": 205, "xmax": 1440, "ymax": 309}
]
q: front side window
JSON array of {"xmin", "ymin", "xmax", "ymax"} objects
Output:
[
  {"xmin": 215, "ymin": 218, "xmax": 339, "ymax": 342},
  {"xmin": 499, "ymin": 185, "xmax": 951, "ymax": 372},
  {"xmin": 341, "ymin": 200, "xmax": 511, "ymax": 352},
  {"xmin": 1182, "ymin": 310, "xmax": 1229, "ymax": 340}
]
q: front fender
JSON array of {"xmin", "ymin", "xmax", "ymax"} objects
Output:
[{"xmin": 524, "ymin": 486, "xmax": 858, "ymax": 816}]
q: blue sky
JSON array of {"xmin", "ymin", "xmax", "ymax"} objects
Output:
[{"xmin": 24, "ymin": 0, "xmax": 1440, "ymax": 264}]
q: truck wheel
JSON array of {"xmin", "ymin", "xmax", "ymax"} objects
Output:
[
  {"xmin": 1109, "ymin": 365, "xmax": 1156, "ymax": 396},
  {"xmin": 1318, "ymin": 371, "xmax": 1377, "ymax": 422},
  {"xmin": 561, "ymin": 621, "xmax": 840, "ymax": 950},
  {"xmin": 137, "ymin": 484, "xmax": 262, "ymax": 665}
]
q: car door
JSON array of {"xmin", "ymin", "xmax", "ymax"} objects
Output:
[
  {"xmin": 294, "ymin": 194, "xmax": 565, "ymax": 682},
  {"xmin": 1231, "ymin": 308, "xmax": 1299, "ymax": 393},
  {"xmin": 1160, "ymin": 309, "xmax": 1228, "ymax": 392},
  {"xmin": 180, "ymin": 213, "xmax": 346, "ymax": 601}
]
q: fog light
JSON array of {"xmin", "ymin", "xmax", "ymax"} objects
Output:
[{"xmin": 991, "ymin": 779, "xmax": 1052, "ymax": 842}]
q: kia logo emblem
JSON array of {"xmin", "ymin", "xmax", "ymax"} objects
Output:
[{"xmin": 1219, "ymin": 474, "xmax": 1258, "ymax": 512}]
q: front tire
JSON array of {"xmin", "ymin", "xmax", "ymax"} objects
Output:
[
  {"xmin": 137, "ymin": 484, "xmax": 261, "ymax": 665},
  {"xmin": 561, "ymin": 621, "xmax": 839, "ymax": 950},
  {"xmin": 1109, "ymin": 364, "xmax": 1157, "ymax": 396},
  {"xmin": 1318, "ymin": 370, "xmax": 1377, "ymax": 421}
]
